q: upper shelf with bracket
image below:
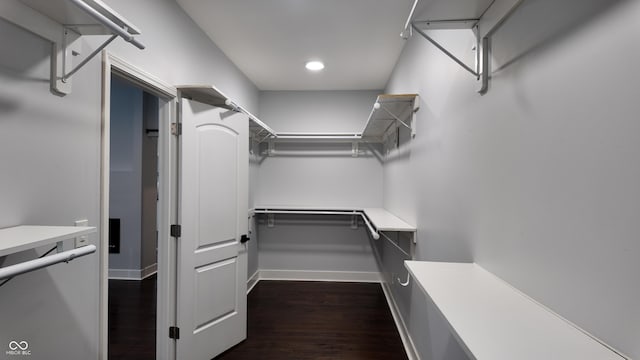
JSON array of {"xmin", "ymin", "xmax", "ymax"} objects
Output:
[
  {"xmin": 176, "ymin": 89, "xmax": 420, "ymax": 148},
  {"xmin": 401, "ymin": 0, "xmax": 526, "ymax": 94},
  {"xmin": 362, "ymin": 94, "xmax": 420, "ymax": 142},
  {"xmin": 0, "ymin": 0, "xmax": 145, "ymax": 96},
  {"xmin": 264, "ymin": 93, "xmax": 420, "ymax": 146},
  {"xmin": 178, "ymin": 85, "xmax": 277, "ymax": 142}
]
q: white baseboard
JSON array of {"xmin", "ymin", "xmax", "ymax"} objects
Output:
[
  {"xmin": 109, "ymin": 263, "xmax": 157, "ymax": 280},
  {"xmin": 247, "ymin": 270, "xmax": 260, "ymax": 294},
  {"xmin": 257, "ymin": 269, "xmax": 380, "ymax": 283},
  {"xmin": 380, "ymin": 280, "xmax": 420, "ymax": 360}
]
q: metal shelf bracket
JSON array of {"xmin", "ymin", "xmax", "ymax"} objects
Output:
[
  {"xmin": 352, "ymin": 141, "xmax": 359, "ymax": 158},
  {"xmin": 0, "ymin": 0, "xmax": 145, "ymax": 96},
  {"xmin": 405, "ymin": 0, "xmax": 527, "ymax": 94},
  {"xmin": 410, "ymin": 20, "xmax": 482, "ymax": 86}
]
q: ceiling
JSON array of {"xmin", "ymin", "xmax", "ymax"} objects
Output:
[
  {"xmin": 176, "ymin": 0, "xmax": 416, "ymax": 91},
  {"xmin": 176, "ymin": 0, "xmax": 496, "ymax": 91}
]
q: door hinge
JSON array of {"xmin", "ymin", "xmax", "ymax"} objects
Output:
[
  {"xmin": 169, "ymin": 326, "xmax": 180, "ymax": 340},
  {"xmin": 171, "ymin": 123, "xmax": 182, "ymax": 136},
  {"xmin": 170, "ymin": 224, "xmax": 181, "ymax": 237}
]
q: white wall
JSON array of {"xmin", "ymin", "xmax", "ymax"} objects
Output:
[
  {"xmin": 255, "ymin": 91, "xmax": 382, "ymax": 274},
  {"xmin": 384, "ymin": 0, "xmax": 640, "ymax": 358},
  {"xmin": 257, "ymin": 91, "xmax": 383, "ymax": 208},
  {"xmin": 0, "ymin": 0, "xmax": 260, "ymax": 358},
  {"xmin": 248, "ymin": 142, "xmax": 260, "ymax": 278},
  {"xmin": 101, "ymin": 0, "xmax": 260, "ymax": 112},
  {"xmin": 0, "ymin": 18, "xmax": 102, "ymax": 360}
]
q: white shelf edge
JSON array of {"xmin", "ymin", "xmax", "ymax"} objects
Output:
[
  {"xmin": 0, "ymin": 225, "xmax": 97, "ymax": 258},
  {"xmin": 362, "ymin": 208, "xmax": 416, "ymax": 232}
]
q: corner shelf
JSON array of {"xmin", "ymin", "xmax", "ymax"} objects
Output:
[
  {"xmin": 361, "ymin": 208, "xmax": 416, "ymax": 232},
  {"xmin": 178, "ymin": 85, "xmax": 277, "ymax": 143},
  {"xmin": 0, "ymin": 225, "xmax": 96, "ymax": 257},
  {"xmin": 405, "ymin": 261, "xmax": 626, "ymax": 360},
  {"xmin": 252, "ymin": 206, "xmax": 416, "ymax": 243},
  {"xmin": 273, "ymin": 133, "xmax": 362, "ymax": 142},
  {"xmin": 0, "ymin": 0, "xmax": 145, "ymax": 95},
  {"xmin": 362, "ymin": 94, "xmax": 420, "ymax": 142}
]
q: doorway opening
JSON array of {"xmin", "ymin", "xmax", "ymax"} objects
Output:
[
  {"xmin": 100, "ymin": 53, "xmax": 177, "ymax": 360},
  {"xmin": 107, "ymin": 74, "xmax": 160, "ymax": 359}
]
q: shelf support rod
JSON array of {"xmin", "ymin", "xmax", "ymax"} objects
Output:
[
  {"xmin": 256, "ymin": 131, "xmax": 273, "ymax": 144},
  {"xmin": 359, "ymin": 213, "xmax": 380, "ymax": 240},
  {"xmin": 401, "ymin": 0, "xmax": 420, "ymax": 39},
  {"xmin": 0, "ymin": 245, "xmax": 96, "ymax": 281},
  {"xmin": 379, "ymin": 105, "xmax": 412, "ymax": 131},
  {"xmin": 379, "ymin": 231, "xmax": 411, "ymax": 258},
  {"xmin": 62, "ymin": 33, "xmax": 117, "ymax": 82},
  {"xmin": 411, "ymin": 23, "xmax": 479, "ymax": 77}
]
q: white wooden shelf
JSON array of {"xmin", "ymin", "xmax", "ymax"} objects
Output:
[
  {"xmin": 252, "ymin": 206, "xmax": 415, "ymax": 233},
  {"xmin": 362, "ymin": 94, "xmax": 419, "ymax": 141},
  {"xmin": 405, "ymin": 261, "xmax": 626, "ymax": 360},
  {"xmin": 271, "ymin": 133, "xmax": 362, "ymax": 142},
  {"xmin": 0, "ymin": 225, "xmax": 96, "ymax": 257},
  {"xmin": 253, "ymin": 205, "xmax": 360, "ymax": 213},
  {"xmin": 178, "ymin": 85, "xmax": 277, "ymax": 142},
  {"xmin": 362, "ymin": 208, "xmax": 416, "ymax": 232}
]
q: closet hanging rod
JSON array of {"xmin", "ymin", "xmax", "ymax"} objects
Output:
[
  {"xmin": 68, "ymin": 0, "xmax": 145, "ymax": 49},
  {"xmin": 0, "ymin": 244, "xmax": 96, "ymax": 281},
  {"xmin": 253, "ymin": 209, "xmax": 380, "ymax": 239},
  {"xmin": 359, "ymin": 213, "xmax": 380, "ymax": 240}
]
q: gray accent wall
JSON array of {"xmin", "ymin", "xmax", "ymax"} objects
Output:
[
  {"xmin": 141, "ymin": 93, "xmax": 159, "ymax": 272},
  {"xmin": 0, "ymin": 0, "xmax": 260, "ymax": 358},
  {"xmin": 108, "ymin": 79, "xmax": 158, "ymax": 276},
  {"xmin": 384, "ymin": 0, "xmax": 640, "ymax": 359},
  {"xmin": 108, "ymin": 75, "xmax": 144, "ymax": 272}
]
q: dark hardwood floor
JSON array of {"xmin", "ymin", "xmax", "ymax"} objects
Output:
[
  {"xmin": 215, "ymin": 281, "xmax": 408, "ymax": 360},
  {"xmin": 109, "ymin": 278, "xmax": 408, "ymax": 360},
  {"xmin": 109, "ymin": 275, "xmax": 157, "ymax": 360}
]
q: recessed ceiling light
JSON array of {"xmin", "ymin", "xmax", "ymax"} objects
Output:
[{"xmin": 305, "ymin": 61, "xmax": 325, "ymax": 71}]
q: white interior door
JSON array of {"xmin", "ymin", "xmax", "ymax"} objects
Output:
[{"xmin": 177, "ymin": 97, "xmax": 248, "ymax": 360}]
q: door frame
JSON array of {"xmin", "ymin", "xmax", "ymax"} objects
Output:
[{"xmin": 100, "ymin": 52, "xmax": 178, "ymax": 360}]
